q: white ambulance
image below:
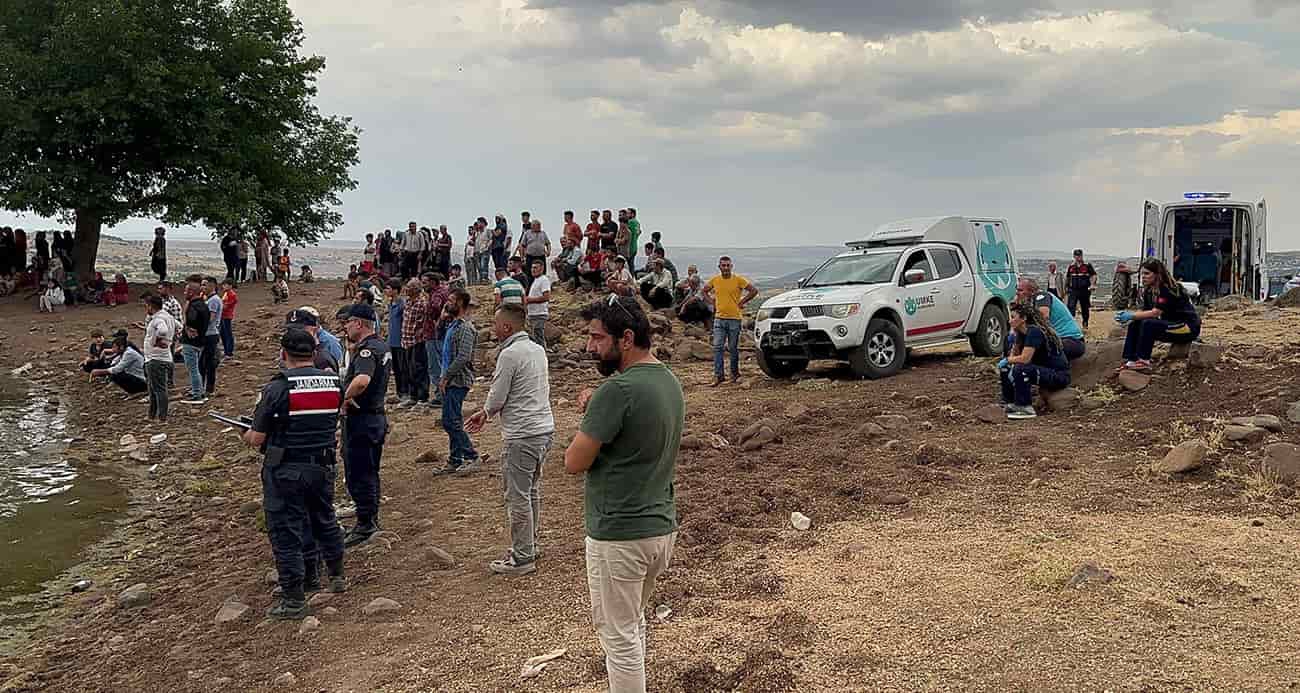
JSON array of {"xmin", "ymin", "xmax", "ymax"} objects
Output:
[
  {"xmin": 1141, "ymin": 193, "xmax": 1268, "ymax": 302},
  {"xmin": 754, "ymin": 216, "xmax": 1019, "ymax": 379}
]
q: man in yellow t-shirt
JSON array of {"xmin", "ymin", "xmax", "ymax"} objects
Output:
[{"xmin": 701, "ymin": 256, "xmax": 759, "ymax": 386}]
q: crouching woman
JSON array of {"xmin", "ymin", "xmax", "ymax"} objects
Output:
[
  {"xmin": 998, "ymin": 303, "xmax": 1071, "ymax": 420},
  {"xmin": 1116, "ymin": 259, "xmax": 1200, "ymax": 372}
]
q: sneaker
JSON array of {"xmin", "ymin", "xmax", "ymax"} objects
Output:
[
  {"xmin": 489, "ymin": 554, "xmax": 537, "ymax": 576},
  {"xmin": 181, "ymin": 397, "xmax": 208, "ymax": 405},
  {"xmin": 327, "ymin": 575, "xmax": 347, "ymax": 594},
  {"xmin": 455, "ymin": 459, "xmax": 482, "ymax": 474},
  {"xmin": 430, "ymin": 398, "xmax": 443, "ymax": 407},
  {"xmin": 1007, "ymin": 405, "xmax": 1038, "ymax": 420},
  {"xmin": 1130, "ymin": 359, "xmax": 1153, "ymax": 372},
  {"xmin": 303, "ymin": 574, "xmax": 322, "ymax": 594},
  {"xmin": 267, "ymin": 597, "xmax": 308, "ymax": 620},
  {"xmin": 343, "ymin": 527, "xmax": 376, "ymax": 547},
  {"xmin": 432, "ymin": 463, "xmax": 460, "ymax": 476},
  {"xmin": 399, "ymin": 399, "xmax": 417, "ymax": 409},
  {"xmin": 709, "ymin": 377, "xmax": 724, "ymax": 387}
]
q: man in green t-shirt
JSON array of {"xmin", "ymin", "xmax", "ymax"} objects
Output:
[
  {"xmin": 625, "ymin": 207, "xmax": 641, "ymax": 273},
  {"xmin": 565, "ymin": 295, "xmax": 683, "ymax": 693}
]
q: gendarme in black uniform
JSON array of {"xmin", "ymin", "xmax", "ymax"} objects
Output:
[
  {"xmin": 340, "ymin": 303, "xmax": 390, "ymax": 545},
  {"xmin": 250, "ymin": 329, "xmax": 346, "ymax": 619}
]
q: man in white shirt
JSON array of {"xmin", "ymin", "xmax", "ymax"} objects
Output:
[
  {"xmin": 142, "ymin": 294, "xmax": 176, "ymax": 420},
  {"xmin": 524, "ymin": 259, "xmax": 552, "ymax": 349},
  {"xmin": 465, "ymin": 303, "xmax": 554, "ymax": 576},
  {"xmin": 605, "ymin": 256, "xmax": 635, "ymax": 297},
  {"xmin": 474, "ymin": 217, "xmax": 493, "ymax": 284},
  {"xmin": 637, "ymin": 257, "xmax": 675, "ymax": 309}
]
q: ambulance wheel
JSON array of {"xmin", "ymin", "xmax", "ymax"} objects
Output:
[
  {"xmin": 849, "ymin": 319, "xmax": 905, "ymax": 379},
  {"xmin": 970, "ymin": 304, "xmax": 1008, "ymax": 357},
  {"xmin": 757, "ymin": 349, "xmax": 807, "ymax": 379}
]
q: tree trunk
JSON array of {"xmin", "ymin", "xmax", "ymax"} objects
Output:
[{"xmin": 73, "ymin": 209, "xmax": 102, "ymax": 285}]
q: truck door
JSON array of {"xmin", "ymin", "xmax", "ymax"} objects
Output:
[
  {"xmin": 1256, "ymin": 199, "xmax": 1268, "ymax": 301},
  {"xmin": 927, "ymin": 246, "xmax": 972, "ymax": 336},
  {"xmin": 896, "ymin": 249, "xmax": 960, "ymax": 341},
  {"xmin": 1142, "ymin": 201, "xmax": 1160, "ymax": 260}
]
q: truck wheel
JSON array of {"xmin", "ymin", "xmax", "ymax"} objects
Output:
[
  {"xmin": 969, "ymin": 304, "xmax": 1007, "ymax": 357},
  {"xmin": 849, "ymin": 319, "xmax": 905, "ymax": 379},
  {"xmin": 1111, "ymin": 271, "xmax": 1132, "ymax": 310},
  {"xmin": 757, "ymin": 349, "xmax": 808, "ymax": 379}
]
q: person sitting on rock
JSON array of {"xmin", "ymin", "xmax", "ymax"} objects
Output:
[
  {"xmin": 1014, "ymin": 277, "xmax": 1085, "ymax": 361},
  {"xmin": 38, "ymin": 278, "xmax": 64, "ymax": 313},
  {"xmin": 676, "ymin": 273, "xmax": 713, "ymax": 328},
  {"xmin": 998, "ymin": 303, "xmax": 1071, "ymax": 420},
  {"xmin": 1115, "ymin": 258, "xmax": 1200, "ymax": 372},
  {"xmin": 637, "ymin": 257, "xmax": 675, "ymax": 309},
  {"xmin": 89, "ymin": 330, "xmax": 148, "ymax": 395}
]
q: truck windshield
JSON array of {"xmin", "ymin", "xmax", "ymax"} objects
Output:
[{"xmin": 804, "ymin": 252, "xmax": 901, "ymax": 288}]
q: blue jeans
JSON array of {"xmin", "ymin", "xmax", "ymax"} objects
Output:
[
  {"xmin": 441, "ymin": 386, "xmax": 478, "ymax": 465},
  {"xmin": 1122, "ymin": 318, "xmax": 1199, "ymax": 361},
  {"xmin": 712, "ymin": 318, "xmax": 742, "ymax": 378},
  {"xmin": 478, "ymin": 254, "xmax": 491, "ymax": 283},
  {"xmin": 425, "ymin": 339, "xmax": 442, "ymax": 401},
  {"xmin": 181, "ymin": 343, "xmax": 204, "ymax": 399},
  {"xmin": 219, "ymin": 318, "xmax": 235, "ymax": 357},
  {"xmin": 999, "ymin": 363, "xmax": 1071, "ymax": 407}
]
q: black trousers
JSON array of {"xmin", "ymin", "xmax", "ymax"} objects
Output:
[
  {"xmin": 405, "ymin": 344, "xmax": 428, "ymax": 402},
  {"xmin": 390, "ymin": 345, "xmax": 408, "ymax": 398},
  {"xmin": 263, "ymin": 459, "xmax": 344, "ymax": 599},
  {"xmin": 640, "ymin": 284, "xmax": 674, "ymax": 309},
  {"xmin": 200, "ymin": 334, "xmax": 220, "ymax": 394},
  {"xmin": 110, "ymin": 372, "xmax": 148, "ymax": 395},
  {"xmin": 343, "ymin": 415, "xmax": 386, "ymax": 529},
  {"xmin": 1067, "ymin": 290, "xmax": 1092, "ymax": 327}
]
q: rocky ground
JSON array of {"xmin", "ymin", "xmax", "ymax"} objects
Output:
[{"xmin": 1, "ymin": 280, "xmax": 1299, "ymax": 692}]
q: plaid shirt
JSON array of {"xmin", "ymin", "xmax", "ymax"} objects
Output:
[
  {"xmin": 423, "ymin": 285, "xmax": 449, "ymax": 342},
  {"xmin": 401, "ymin": 294, "xmax": 427, "ymax": 349},
  {"xmin": 442, "ymin": 317, "xmax": 478, "ymax": 389},
  {"xmin": 162, "ymin": 295, "xmax": 183, "ymax": 323}
]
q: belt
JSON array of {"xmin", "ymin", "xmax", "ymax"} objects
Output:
[{"xmin": 282, "ymin": 450, "xmax": 335, "ymax": 466}]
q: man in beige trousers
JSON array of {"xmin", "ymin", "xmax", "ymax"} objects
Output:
[{"xmin": 565, "ymin": 295, "xmax": 683, "ymax": 693}]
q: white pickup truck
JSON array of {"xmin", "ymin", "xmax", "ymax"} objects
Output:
[{"xmin": 755, "ymin": 216, "xmax": 1019, "ymax": 379}]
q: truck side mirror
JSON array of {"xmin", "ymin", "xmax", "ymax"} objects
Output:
[{"xmin": 903, "ymin": 269, "xmax": 926, "ymax": 285}]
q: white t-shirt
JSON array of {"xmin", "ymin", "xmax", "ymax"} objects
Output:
[
  {"xmin": 144, "ymin": 311, "xmax": 176, "ymax": 362},
  {"xmin": 527, "ymin": 275, "xmax": 551, "ymax": 318}
]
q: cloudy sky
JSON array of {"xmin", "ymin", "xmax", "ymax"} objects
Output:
[{"xmin": 5, "ymin": 0, "xmax": 1299, "ymax": 254}]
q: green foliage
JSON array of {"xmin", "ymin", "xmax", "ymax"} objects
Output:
[{"xmin": 0, "ymin": 0, "xmax": 359, "ymax": 271}]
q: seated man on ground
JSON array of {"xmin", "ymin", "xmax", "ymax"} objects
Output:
[
  {"xmin": 676, "ymin": 273, "xmax": 713, "ymax": 327},
  {"xmin": 1115, "ymin": 258, "xmax": 1201, "ymax": 372},
  {"xmin": 272, "ymin": 272, "xmax": 290, "ymax": 304},
  {"xmin": 89, "ymin": 330, "xmax": 148, "ymax": 395},
  {"xmin": 300, "ymin": 265, "xmax": 314, "ymax": 283},
  {"xmin": 552, "ymin": 237, "xmax": 582, "ymax": 289},
  {"xmin": 577, "ymin": 247, "xmax": 605, "ymax": 292},
  {"xmin": 1014, "ymin": 277, "xmax": 1085, "ymax": 360},
  {"xmin": 605, "ymin": 256, "xmax": 635, "ymax": 297},
  {"xmin": 637, "ymin": 257, "xmax": 675, "ymax": 309},
  {"xmin": 997, "ymin": 303, "xmax": 1071, "ymax": 420}
]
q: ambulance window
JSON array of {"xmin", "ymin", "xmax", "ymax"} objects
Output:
[
  {"xmin": 902, "ymin": 251, "xmax": 933, "ymax": 283},
  {"xmin": 932, "ymin": 249, "xmax": 962, "ymax": 279}
]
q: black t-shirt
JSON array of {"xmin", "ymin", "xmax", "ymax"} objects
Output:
[
  {"xmin": 1143, "ymin": 285, "xmax": 1200, "ymax": 329},
  {"xmin": 344, "ymin": 335, "xmax": 391, "ymax": 414},
  {"xmin": 1067, "ymin": 262, "xmax": 1096, "ymax": 292},
  {"xmin": 1021, "ymin": 326, "xmax": 1069, "ymax": 371},
  {"xmin": 182, "ymin": 297, "xmax": 210, "ymax": 347},
  {"xmin": 599, "ymin": 221, "xmax": 618, "ymax": 250}
]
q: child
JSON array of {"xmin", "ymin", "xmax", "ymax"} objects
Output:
[
  {"xmin": 276, "ymin": 248, "xmax": 291, "ymax": 279},
  {"xmin": 80, "ymin": 329, "xmax": 112, "ymax": 372},
  {"xmin": 39, "ymin": 278, "xmax": 64, "ymax": 312},
  {"xmin": 272, "ymin": 272, "xmax": 290, "ymax": 304},
  {"xmin": 103, "ymin": 272, "xmax": 128, "ymax": 307},
  {"xmin": 219, "ymin": 279, "xmax": 239, "ymax": 358},
  {"xmin": 342, "ymin": 272, "xmax": 359, "ymax": 300},
  {"xmin": 447, "ymin": 264, "xmax": 466, "ymax": 291},
  {"xmin": 300, "ymin": 265, "xmax": 314, "ymax": 283}
]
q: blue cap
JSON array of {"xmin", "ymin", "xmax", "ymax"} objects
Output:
[{"xmin": 342, "ymin": 303, "xmax": 377, "ymax": 322}]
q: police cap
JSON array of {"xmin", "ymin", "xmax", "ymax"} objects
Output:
[
  {"xmin": 284, "ymin": 308, "xmax": 319, "ymax": 327},
  {"xmin": 341, "ymin": 303, "xmax": 377, "ymax": 322}
]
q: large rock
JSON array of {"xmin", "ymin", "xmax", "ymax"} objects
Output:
[
  {"xmin": 425, "ymin": 546, "xmax": 455, "ymax": 569},
  {"xmin": 1262, "ymin": 443, "xmax": 1300, "ymax": 484},
  {"xmin": 874, "ymin": 414, "xmax": 910, "ymax": 430},
  {"xmin": 1166, "ymin": 342, "xmax": 1191, "ymax": 360},
  {"xmin": 1152, "ymin": 440, "xmax": 1208, "ymax": 474},
  {"xmin": 1230, "ymin": 415, "xmax": 1283, "ymax": 433},
  {"xmin": 1275, "ymin": 287, "xmax": 1300, "ymax": 308},
  {"xmin": 1212, "ymin": 294, "xmax": 1252, "ymax": 312},
  {"xmin": 117, "ymin": 583, "xmax": 151, "ymax": 609},
  {"xmin": 681, "ymin": 341, "xmax": 713, "ymax": 361},
  {"xmin": 1188, "ymin": 343, "xmax": 1223, "ymax": 369},
  {"xmin": 362, "ymin": 597, "xmax": 402, "ymax": 616},
  {"xmin": 272, "ymin": 673, "xmax": 297, "ymax": 688},
  {"xmin": 740, "ymin": 427, "xmax": 779, "ymax": 452},
  {"xmin": 646, "ymin": 312, "xmax": 673, "ymax": 336},
  {"xmin": 856, "ymin": 422, "xmax": 887, "ymax": 439},
  {"xmin": 298, "ymin": 616, "xmax": 321, "ymax": 635},
  {"xmin": 974, "ymin": 404, "xmax": 1004, "ymax": 424},
  {"xmin": 214, "ymin": 601, "xmax": 250, "ymax": 624},
  {"xmin": 1224, "ymin": 425, "xmax": 1268, "ymax": 445},
  {"xmin": 1042, "ymin": 388, "xmax": 1081, "ymax": 412},
  {"xmin": 543, "ymin": 323, "xmax": 564, "ymax": 347},
  {"xmin": 1070, "ymin": 340, "xmax": 1127, "ymax": 391},
  {"xmin": 1117, "ymin": 370, "xmax": 1151, "ymax": 392}
]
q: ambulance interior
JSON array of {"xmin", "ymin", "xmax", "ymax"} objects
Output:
[{"xmin": 1168, "ymin": 206, "xmax": 1249, "ymax": 300}]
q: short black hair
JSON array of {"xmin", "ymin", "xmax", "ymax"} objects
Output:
[
  {"xmin": 719, "ymin": 255, "xmax": 732, "ymax": 263},
  {"xmin": 386, "ymin": 278, "xmax": 403, "ymax": 291},
  {"xmin": 450, "ymin": 287, "xmax": 472, "ymax": 309},
  {"xmin": 146, "ymin": 295, "xmax": 163, "ymax": 310},
  {"xmin": 581, "ymin": 296, "xmax": 651, "ymax": 349},
  {"xmin": 497, "ymin": 302, "xmax": 526, "ymax": 327},
  {"xmin": 281, "ymin": 328, "xmax": 317, "ymax": 358},
  {"xmin": 564, "ymin": 210, "xmax": 574, "ymax": 217},
  {"xmin": 355, "ymin": 291, "xmax": 374, "ymax": 305},
  {"xmin": 653, "ymin": 247, "xmax": 666, "ymax": 258}
]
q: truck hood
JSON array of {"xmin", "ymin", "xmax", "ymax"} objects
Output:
[{"xmin": 763, "ymin": 284, "xmax": 884, "ymax": 308}]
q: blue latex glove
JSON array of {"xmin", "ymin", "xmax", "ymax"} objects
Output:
[
  {"xmin": 996, "ymin": 357, "xmax": 1010, "ymax": 369},
  {"xmin": 1114, "ymin": 311, "xmax": 1133, "ymax": 324}
]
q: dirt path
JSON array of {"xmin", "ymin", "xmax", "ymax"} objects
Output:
[{"xmin": 1, "ymin": 282, "xmax": 1299, "ymax": 692}]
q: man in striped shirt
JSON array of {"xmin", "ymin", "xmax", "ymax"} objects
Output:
[{"xmin": 494, "ymin": 267, "xmax": 524, "ymax": 308}]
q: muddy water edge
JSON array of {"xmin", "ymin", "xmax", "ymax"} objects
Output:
[{"xmin": 0, "ymin": 372, "xmax": 128, "ymax": 656}]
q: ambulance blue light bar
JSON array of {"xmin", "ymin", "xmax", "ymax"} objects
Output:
[{"xmin": 1184, "ymin": 192, "xmax": 1231, "ymax": 200}]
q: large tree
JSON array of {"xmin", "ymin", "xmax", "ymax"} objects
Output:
[{"xmin": 0, "ymin": 0, "xmax": 359, "ymax": 280}]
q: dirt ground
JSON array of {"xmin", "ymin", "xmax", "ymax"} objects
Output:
[{"xmin": 1, "ymin": 279, "xmax": 1299, "ymax": 693}]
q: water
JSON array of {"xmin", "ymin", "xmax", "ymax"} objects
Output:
[{"xmin": 0, "ymin": 374, "xmax": 126, "ymax": 652}]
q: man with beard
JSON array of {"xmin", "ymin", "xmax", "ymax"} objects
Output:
[
  {"xmin": 179, "ymin": 276, "xmax": 211, "ymax": 405},
  {"xmin": 565, "ymin": 295, "xmax": 683, "ymax": 693},
  {"xmin": 433, "ymin": 289, "xmax": 481, "ymax": 475},
  {"xmin": 200, "ymin": 276, "xmax": 224, "ymax": 397},
  {"xmin": 339, "ymin": 303, "xmax": 391, "ymax": 546}
]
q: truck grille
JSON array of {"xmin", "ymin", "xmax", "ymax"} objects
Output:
[
  {"xmin": 798, "ymin": 305, "xmax": 824, "ymax": 317},
  {"xmin": 770, "ymin": 308, "xmax": 791, "ymax": 319}
]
